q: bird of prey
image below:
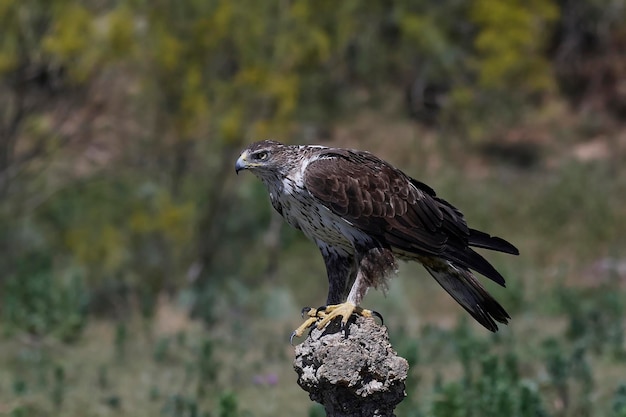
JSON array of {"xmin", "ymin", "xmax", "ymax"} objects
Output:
[{"xmin": 235, "ymin": 140, "xmax": 518, "ymax": 340}]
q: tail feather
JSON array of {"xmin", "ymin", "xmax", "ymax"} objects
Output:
[
  {"xmin": 450, "ymin": 248, "xmax": 507, "ymax": 287},
  {"xmin": 468, "ymin": 229, "xmax": 519, "ymax": 255},
  {"xmin": 423, "ymin": 262, "xmax": 510, "ymax": 332}
]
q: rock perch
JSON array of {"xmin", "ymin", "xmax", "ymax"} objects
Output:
[{"xmin": 293, "ymin": 316, "xmax": 409, "ymax": 417}]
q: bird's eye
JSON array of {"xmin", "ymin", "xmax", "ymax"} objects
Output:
[{"xmin": 256, "ymin": 151, "xmax": 268, "ymax": 160}]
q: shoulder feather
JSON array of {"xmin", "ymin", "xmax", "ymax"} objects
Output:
[
  {"xmin": 302, "ymin": 147, "xmax": 517, "ymax": 286},
  {"xmin": 303, "ymin": 149, "xmax": 456, "ymax": 254}
]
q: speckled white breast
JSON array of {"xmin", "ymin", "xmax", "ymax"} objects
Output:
[{"xmin": 269, "ymin": 177, "xmax": 368, "ymax": 254}]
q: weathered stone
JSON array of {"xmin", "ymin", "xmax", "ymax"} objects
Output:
[{"xmin": 294, "ymin": 316, "xmax": 409, "ymax": 417}]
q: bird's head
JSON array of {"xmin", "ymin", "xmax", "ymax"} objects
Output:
[{"xmin": 235, "ymin": 140, "xmax": 296, "ymax": 181}]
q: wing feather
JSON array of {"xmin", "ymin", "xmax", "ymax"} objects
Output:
[
  {"xmin": 303, "ymin": 148, "xmax": 518, "ymax": 287},
  {"xmin": 303, "ymin": 149, "xmax": 451, "ymax": 253}
]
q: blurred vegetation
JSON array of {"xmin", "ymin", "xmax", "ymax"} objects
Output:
[{"xmin": 1, "ymin": 0, "xmax": 626, "ymax": 416}]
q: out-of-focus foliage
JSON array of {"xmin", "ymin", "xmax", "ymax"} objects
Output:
[
  {"xmin": 0, "ymin": 0, "xmax": 623, "ymax": 318},
  {"xmin": 1, "ymin": 0, "xmax": 626, "ymax": 415},
  {"xmin": 470, "ymin": 0, "xmax": 558, "ymax": 93},
  {"xmin": 0, "ymin": 0, "xmax": 624, "ymax": 331},
  {"xmin": 2, "ymin": 251, "xmax": 87, "ymax": 341}
]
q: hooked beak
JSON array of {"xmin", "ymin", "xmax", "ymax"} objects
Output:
[{"xmin": 235, "ymin": 152, "xmax": 248, "ymax": 175}]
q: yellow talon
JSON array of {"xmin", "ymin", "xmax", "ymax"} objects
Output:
[
  {"xmin": 291, "ymin": 303, "xmax": 383, "ymax": 344},
  {"xmin": 316, "ymin": 302, "xmax": 358, "ymax": 329},
  {"xmin": 290, "ymin": 307, "xmax": 326, "ymax": 344},
  {"xmin": 290, "ymin": 316, "xmax": 318, "ymax": 343}
]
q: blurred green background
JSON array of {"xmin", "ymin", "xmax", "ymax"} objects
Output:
[{"xmin": 1, "ymin": 0, "xmax": 626, "ymax": 416}]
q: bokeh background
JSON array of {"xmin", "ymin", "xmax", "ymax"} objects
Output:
[{"xmin": 1, "ymin": 1, "xmax": 626, "ymax": 416}]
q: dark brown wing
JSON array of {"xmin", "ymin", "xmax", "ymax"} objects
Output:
[
  {"xmin": 304, "ymin": 149, "xmax": 450, "ymax": 252},
  {"xmin": 303, "ymin": 148, "xmax": 517, "ymax": 286}
]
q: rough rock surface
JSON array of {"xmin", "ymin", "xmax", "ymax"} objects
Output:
[{"xmin": 293, "ymin": 316, "xmax": 409, "ymax": 417}]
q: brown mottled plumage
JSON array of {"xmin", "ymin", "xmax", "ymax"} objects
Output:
[{"xmin": 236, "ymin": 140, "xmax": 519, "ymax": 332}]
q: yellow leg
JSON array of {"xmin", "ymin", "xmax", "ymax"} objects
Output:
[
  {"xmin": 291, "ymin": 304, "xmax": 382, "ymax": 343},
  {"xmin": 290, "ymin": 307, "xmax": 325, "ymax": 344},
  {"xmin": 315, "ymin": 302, "xmax": 378, "ymax": 330}
]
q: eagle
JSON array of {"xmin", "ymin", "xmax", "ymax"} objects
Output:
[{"xmin": 235, "ymin": 140, "xmax": 518, "ymax": 340}]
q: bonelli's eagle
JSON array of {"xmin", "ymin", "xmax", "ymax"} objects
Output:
[{"xmin": 236, "ymin": 140, "xmax": 518, "ymax": 340}]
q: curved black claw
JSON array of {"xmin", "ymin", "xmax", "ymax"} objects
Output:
[
  {"xmin": 315, "ymin": 305, "xmax": 327, "ymax": 316},
  {"xmin": 301, "ymin": 307, "xmax": 312, "ymax": 318},
  {"xmin": 341, "ymin": 316, "xmax": 356, "ymax": 338},
  {"xmin": 371, "ymin": 310, "xmax": 384, "ymax": 325},
  {"xmin": 290, "ymin": 331, "xmax": 297, "ymax": 346}
]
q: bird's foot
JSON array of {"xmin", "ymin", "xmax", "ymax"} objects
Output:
[
  {"xmin": 290, "ymin": 303, "xmax": 383, "ymax": 344},
  {"xmin": 316, "ymin": 302, "xmax": 383, "ymax": 331},
  {"xmin": 290, "ymin": 307, "xmax": 321, "ymax": 345}
]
